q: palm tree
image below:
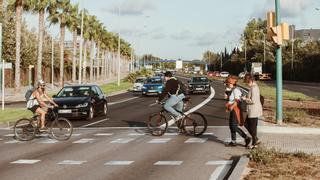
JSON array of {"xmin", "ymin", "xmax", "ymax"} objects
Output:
[
  {"xmin": 48, "ymin": 0, "xmax": 72, "ymax": 87},
  {"xmin": 68, "ymin": 3, "xmax": 79, "ymax": 82},
  {"xmin": 27, "ymin": 0, "xmax": 50, "ymax": 82}
]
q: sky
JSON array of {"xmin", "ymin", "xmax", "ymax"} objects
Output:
[{"xmin": 24, "ymin": 0, "xmax": 320, "ymax": 60}]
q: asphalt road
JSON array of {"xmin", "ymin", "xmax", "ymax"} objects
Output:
[{"xmin": 0, "ymin": 77, "xmax": 247, "ymax": 180}]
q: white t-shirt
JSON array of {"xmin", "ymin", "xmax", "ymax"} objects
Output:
[{"xmin": 228, "ymin": 87, "xmax": 242, "ymax": 104}]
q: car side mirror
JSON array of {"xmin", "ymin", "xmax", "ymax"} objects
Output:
[{"xmin": 52, "ymin": 95, "xmax": 57, "ymax": 98}]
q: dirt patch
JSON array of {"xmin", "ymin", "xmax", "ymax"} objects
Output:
[
  {"xmin": 263, "ymin": 99, "xmax": 320, "ymax": 127},
  {"xmin": 244, "ymin": 147, "xmax": 320, "ymax": 180}
]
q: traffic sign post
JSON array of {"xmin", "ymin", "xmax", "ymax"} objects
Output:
[{"xmin": 275, "ymin": 0, "xmax": 283, "ymax": 124}]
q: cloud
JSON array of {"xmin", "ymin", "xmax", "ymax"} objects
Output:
[
  {"xmin": 171, "ymin": 30, "xmax": 193, "ymax": 40},
  {"xmin": 106, "ymin": 0, "xmax": 156, "ymax": 16},
  {"xmin": 193, "ymin": 32, "xmax": 217, "ymax": 47},
  {"xmin": 251, "ymin": 0, "xmax": 313, "ymax": 19},
  {"xmin": 152, "ymin": 33, "xmax": 166, "ymax": 40}
]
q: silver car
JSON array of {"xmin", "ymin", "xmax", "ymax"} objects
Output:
[{"xmin": 133, "ymin": 77, "xmax": 146, "ymax": 92}]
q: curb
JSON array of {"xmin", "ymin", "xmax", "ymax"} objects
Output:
[
  {"xmin": 228, "ymin": 155, "xmax": 249, "ymax": 180},
  {"xmin": 258, "ymin": 125, "xmax": 320, "ymax": 135}
]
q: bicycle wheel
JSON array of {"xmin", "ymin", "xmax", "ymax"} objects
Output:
[
  {"xmin": 182, "ymin": 112, "xmax": 207, "ymax": 137},
  {"xmin": 14, "ymin": 118, "xmax": 36, "ymax": 141},
  {"xmin": 148, "ymin": 113, "xmax": 168, "ymax": 136},
  {"xmin": 50, "ymin": 117, "xmax": 73, "ymax": 141}
]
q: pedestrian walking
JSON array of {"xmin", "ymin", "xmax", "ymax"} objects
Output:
[
  {"xmin": 242, "ymin": 74, "xmax": 263, "ymax": 149},
  {"xmin": 225, "ymin": 76, "xmax": 251, "ymax": 147}
]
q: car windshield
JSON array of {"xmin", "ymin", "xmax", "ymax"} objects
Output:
[
  {"xmin": 56, "ymin": 86, "xmax": 91, "ymax": 97},
  {"xmin": 192, "ymin": 77, "xmax": 208, "ymax": 82},
  {"xmin": 146, "ymin": 78, "xmax": 162, "ymax": 84},
  {"xmin": 135, "ymin": 79, "xmax": 145, "ymax": 83}
]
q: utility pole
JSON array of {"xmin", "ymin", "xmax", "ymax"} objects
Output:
[{"xmin": 275, "ymin": 0, "xmax": 283, "ymax": 124}]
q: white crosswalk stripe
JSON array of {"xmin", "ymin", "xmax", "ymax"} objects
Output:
[
  {"xmin": 57, "ymin": 160, "xmax": 87, "ymax": 165},
  {"xmin": 110, "ymin": 138, "xmax": 135, "ymax": 144},
  {"xmin": 11, "ymin": 159, "xmax": 40, "ymax": 164},
  {"xmin": 205, "ymin": 160, "xmax": 233, "ymax": 165},
  {"xmin": 5, "ymin": 140, "xmax": 25, "ymax": 144},
  {"xmin": 94, "ymin": 133, "xmax": 114, "ymax": 136},
  {"xmin": 185, "ymin": 138, "xmax": 208, "ymax": 143},
  {"xmin": 128, "ymin": 133, "xmax": 146, "ymax": 136},
  {"xmin": 148, "ymin": 138, "xmax": 171, "ymax": 144},
  {"xmin": 154, "ymin": 161, "xmax": 183, "ymax": 165},
  {"xmin": 72, "ymin": 138, "xmax": 95, "ymax": 144},
  {"xmin": 38, "ymin": 139, "xmax": 59, "ymax": 144},
  {"xmin": 104, "ymin": 161, "xmax": 134, "ymax": 165}
]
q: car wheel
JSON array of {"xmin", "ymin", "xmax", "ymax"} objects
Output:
[
  {"xmin": 102, "ymin": 103, "xmax": 108, "ymax": 116},
  {"xmin": 87, "ymin": 106, "xmax": 94, "ymax": 120}
]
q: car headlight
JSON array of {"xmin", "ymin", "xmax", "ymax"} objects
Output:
[
  {"xmin": 188, "ymin": 85, "xmax": 192, "ymax": 87},
  {"xmin": 142, "ymin": 86, "xmax": 147, "ymax": 89},
  {"xmin": 76, "ymin": 102, "xmax": 88, "ymax": 108},
  {"xmin": 158, "ymin": 86, "xmax": 163, "ymax": 89},
  {"xmin": 205, "ymin": 84, "xmax": 210, "ymax": 87}
]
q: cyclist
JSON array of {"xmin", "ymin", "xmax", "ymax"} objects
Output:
[
  {"xmin": 157, "ymin": 71, "xmax": 186, "ymax": 121},
  {"xmin": 26, "ymin": 80, "xmax": 58, "ymax": 131}
]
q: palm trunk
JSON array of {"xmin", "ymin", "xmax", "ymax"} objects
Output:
[
  {"xmin": 15, "ymin": 3, "xmax": 22, "ymax": 92},
  {"xmin": 83, "ymin": 40, "xmax": 87, "ymax": 81},
  {"xmin": 89, "ymin": 39, "xmax": 94, "ymax": 82},
  {"xmin": 37, "ymin": 9, "xmax": 45, "ymax": 82},
  {"xmin": 59, "ymin": 25, "xmax": 65, "ymax": 87},
  {"xmin": 96, "ymin": 45, "xmax": 100, "ymax": 80},
  {"xmin": 72, "ymin": 30, "xmax": 77, "ymax": 82}
]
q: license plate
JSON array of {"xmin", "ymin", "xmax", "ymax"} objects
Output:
[
  {"xmin": 196, "ymin": 88, "xmax": 203, "ymax": 90},
  {"xmin": 148, "ymin": 90, "xmax": 157, "ymax": 92},
  {"xmin": 58, "ymin": 109, "xmax": 72, "ymax": 113}
]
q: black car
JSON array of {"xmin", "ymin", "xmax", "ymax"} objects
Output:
[
  {"xmin": 53, "ymin": 85, "xmax": 108, "ymax": 120},
  {"xmin": 188, "ymin": 76, "xmax": 210, "ymax": 94}
]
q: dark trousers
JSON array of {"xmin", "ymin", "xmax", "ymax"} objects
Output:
[
  {"xmin": 245, "ymin": 117, "xmax": 258, "ymax": 145},
  {"xmin": 229, "ymin": 110, "xmax": 247, "ymax": 141}
]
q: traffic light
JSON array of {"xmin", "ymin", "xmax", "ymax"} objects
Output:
[
  {"xmin": 281, "ymin": 22, "xmax": 289, "ymax": 40},
  {"xmin": 267, "ymin": 11, "xmax": 275, "ymax": 40},
  {"xmin": 270, "ymin": 25, "xmax": 283, "ymax": 45}
]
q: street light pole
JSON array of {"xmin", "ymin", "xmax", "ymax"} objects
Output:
[
  {"xmin": 275, "ymin": 0, "xmax": 283, "ymax": 124},
  {"xmin": 117, "ymin": 7, "xmax": 121, "ymax": 86}
]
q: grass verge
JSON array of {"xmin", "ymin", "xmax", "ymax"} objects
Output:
[
  {"xmin": 245, "ymin": 147, "xmax": 320, "ymax": 179},
  {"xmin": 100, "ymin": 80, "xmax": 132, "ymax": 95},
  {"xmin": 0, "ymin": 108, "xmax": 33, "ymax": 124}
]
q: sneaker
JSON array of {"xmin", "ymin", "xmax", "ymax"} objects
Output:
[
  {"xmin": 245, "ymin": 137, "xmax": 251, "ymax": 147},
  {"xmin": 253, "ymin": 139, "xmax": 261, "ymax": 146},
  {"xmin": 39, "ymin": 127, "xmax": 48, "ymax": 132},
  {"xmin": 225, "ymin": 141, "xmax": 237, "ymax": 147}
]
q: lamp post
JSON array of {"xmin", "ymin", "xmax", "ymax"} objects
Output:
[{"xmin": 117, "ymin": 7, "xmax": 121, "ymax": 86}]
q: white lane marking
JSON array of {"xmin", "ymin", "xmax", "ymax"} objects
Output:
[
  {"xmin": 108, "ymin": 97, "xmax": 139, "ymax": 106},
  {"xmin": 154, "ymin": 161, "xmax": 183, "ymax": 165},
  {"xmin": 94, "ymin": 133, "xmax": 114, "ymax": 136},
  {"xmin": 57, "ymin": 160, "xmax": 87, "ymax": 165},
  {"xmin": 71, "ymin": 133, "xmax": 81, "ymax": 137},
  {"xmin": 163, "ymin": 86, "xmax": 216, "ymax": 128},
  {"xmin": 128, "ymin": 133, "xmax": 146, "ymax": 136},
  {"xmin": 185, "ymin": 138, "xmax": 208, "ymax": 143},
  {"xmin": 209, "ymin": 163, "xmax": 232, "ymax": 180},
  {"xmin": 148, "ymin": 138, "xmax": 172, "ymax": 144},
  {"xmin": 11, "ymin": 159, "xmax": 40, "ymax": 164},
  {"xmin": 206, "ymin": 160, "xmax": 233, "ymax": 166},
  {"xmin": 5, "ymin": 140, "xmax": 25, "ymax": 144},
  {"xmin": 72, "ymin": 138, "xmax": 95, "ymax": 144},
  {"xmin": 73, "ymin": 126, "xmax": 229, "ymax": 130},
  {"xmin": 203, "ymin": 132, "xmax": 215, "ymax": 135},
  {"xmin": 81, "ymin": 118, "xmax": 109, "ymax": 128},
  {"xmin": 0, "ymin": 138, "xmax": 3, "ymax": 140},
  {"xmin": 4, "ymin": 134, "xmax": 14, "ymax": 137},
  {"xmin": 38, "ymin": 139, "xmax": 58, "ymax": 144},
  {"xmin": 164, "ymin": 133, "xmax": 179, "ymax": 136},
  {"xmin": 104, "ymin": 161, "xmax": 134, "ymax": 165},
  {"xmin": 110, "ymin": 138, "xmax": 135, "ymax": 144}
]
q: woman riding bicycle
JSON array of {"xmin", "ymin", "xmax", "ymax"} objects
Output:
[{"xmin": 26, "ymin": 80, "xmax": 58, "ymax": 131}]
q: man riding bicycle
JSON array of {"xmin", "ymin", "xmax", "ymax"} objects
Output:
[
  {"xmin": 26, "ymin": 80, "xmax": 58, "ymax": 131},
  {"xmin": 157, "ymin": 71, "xmax": 186, "ymax": 121}
]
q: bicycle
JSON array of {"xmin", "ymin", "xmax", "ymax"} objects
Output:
[
  {"xmin": 148, "ymin": 97, "xmax": 207, "ymax": 136},
  {"xmin": 13, "ymin": 106, "xmax": 73, "ymax": 141}
]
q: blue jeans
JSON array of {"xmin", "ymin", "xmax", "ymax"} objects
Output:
[{"xmin": 164, "ymin": 94, "xmax": 185, "ymax": 118}]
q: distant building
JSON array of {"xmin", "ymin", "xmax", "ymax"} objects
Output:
[{"xmin": 290, "ymin": 25, "xmax": 320, "ymax": 42}]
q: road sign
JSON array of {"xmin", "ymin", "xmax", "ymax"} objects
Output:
[{"xmin": 0, "ymin": 62, "xmax": 12, "ymax": 69}]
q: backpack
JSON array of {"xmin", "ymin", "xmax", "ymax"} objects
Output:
[
  {"xmin": 25, "ymin": 87, "xmax": 36, "ymax": 101},
  {"xmin": 177, "ymin": 80, "xmax": 187, "ymax": 95}
]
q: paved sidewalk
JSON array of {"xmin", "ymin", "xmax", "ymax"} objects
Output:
[{"xmin": 257, "ymin": 119, "xmax": 320, "ymax": 155}]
